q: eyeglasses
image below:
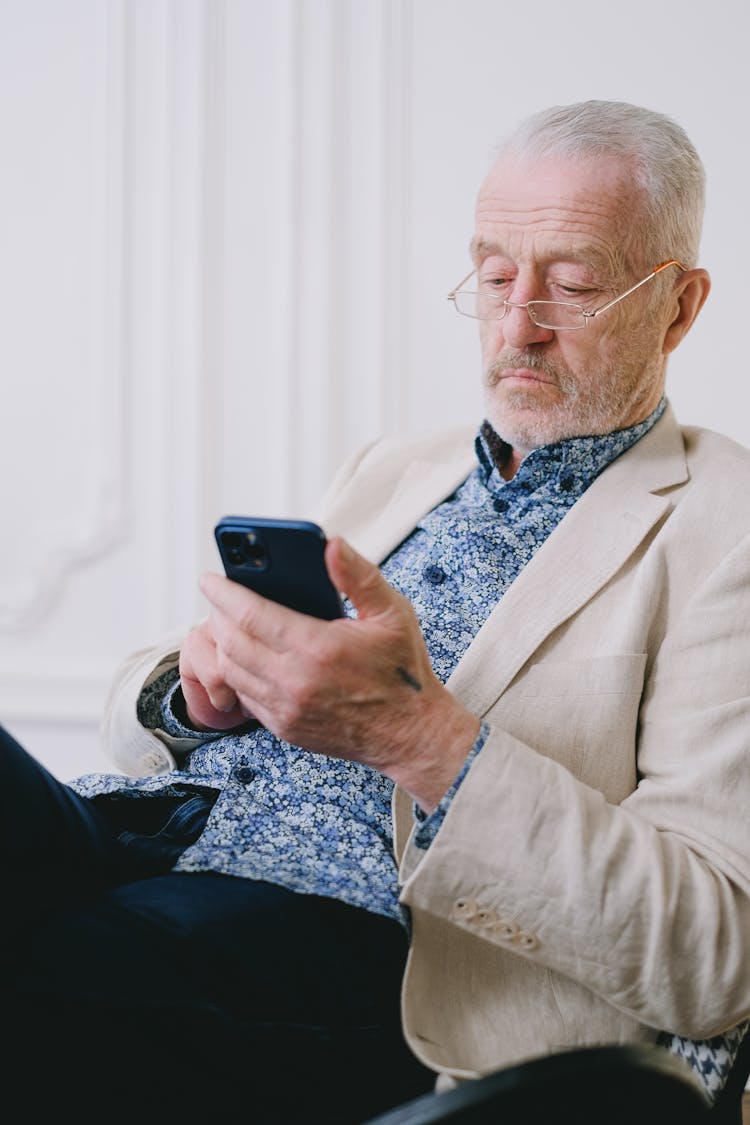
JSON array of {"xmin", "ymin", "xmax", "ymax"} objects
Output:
[{"xmin": 447, "ymin": 259, "xmax": 685, "ymax": 331}]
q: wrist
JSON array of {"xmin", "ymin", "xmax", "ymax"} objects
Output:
[{"xmin": 387, "ymin": 693, "xmax": 481, "ymax": 814}]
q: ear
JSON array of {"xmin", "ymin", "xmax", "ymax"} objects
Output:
[{"xmin": 662, "ymin": 268, "xmax": 711, "ymax": 356}]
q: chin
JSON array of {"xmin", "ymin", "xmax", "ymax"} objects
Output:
[
  {"xmin": 484, "ymin": 383, "xmax": 629, "ymax": 450},
  {"xmin": 485, "ymin": 384, "xmax": 560, "ymax": 441},
  {"xmin": 485, "ymin": 401, "xmax": 574, "ymax": 451}
]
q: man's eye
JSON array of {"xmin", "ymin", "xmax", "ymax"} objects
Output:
[
  {"xmin": 554, "ymin": 284, "xmax": 595, "ymax": 299},
  {"xmin": 480, "ymin": 277, "xmax": 512, "ymax": 291}
]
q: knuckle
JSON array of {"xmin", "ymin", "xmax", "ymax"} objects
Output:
[
  {"xmin": 275, "ymin": 671, "xmax": 310, "ymax": 725},
  {"xmin": 275, "ymin": 697, "xmax": 301, "ymax": 732},
  {"xmin": 310, "ymin": 638, "xmax": 338, "ymax": 675},
  {"xmin": 219, "ymin": 627, "xmax": 246, "ymax": 665},
  {"xmin": 214, "ymin": 646, "xmax": 235, "ymax": 682},
  {"xmin": 235, "ymin": 605, "xmax": 259, "ymax": 635}
]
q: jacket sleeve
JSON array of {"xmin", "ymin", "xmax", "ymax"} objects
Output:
[
  {"xmin": 398, "ymin": 532, "xmax": 750, "ymax": 1039},
  {"xmin": 99, "ymin": 629, "xmax": 207, "ymax": 775}
]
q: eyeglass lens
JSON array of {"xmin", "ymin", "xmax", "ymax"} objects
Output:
[{"xmin": 453, "ymin": 291, "xmax": 585, "ymax": 329}]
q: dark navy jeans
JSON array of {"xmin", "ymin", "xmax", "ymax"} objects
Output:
[{"xmin": 0, "ymin": 723, "xmax": 433, "ymax": 1122}]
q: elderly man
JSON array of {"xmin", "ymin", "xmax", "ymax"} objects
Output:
[{"xmin": 3, "ymin": 101, "xmax": 749, "ymax": 1122}]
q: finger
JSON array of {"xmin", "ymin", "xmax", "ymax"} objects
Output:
[
  {"xmin": 207, "ymin": 603, "xmax": 272, "ymax": 688},
  {"xmin": 201, "ymin": 571, "xmax": 291, "ymax": 643},
  {"xmin": 200, "ymin": 570, "xmax": 325, "ymax": 652},
  {"xmin": 180, "ymin": 622, "xmax": 241, "ymax": 717},
  {"xmin": 325, "ymin": 537, "xmax": 399, "ymax": 620}
]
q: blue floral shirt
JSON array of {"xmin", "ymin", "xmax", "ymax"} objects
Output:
[{"xmin": 70, "ymin": 395, "xmax": 744, "ymax": 1098}]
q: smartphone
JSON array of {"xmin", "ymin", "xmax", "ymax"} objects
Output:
[{"xmin": 214, "ymin": 516, "xmax": 345, "ymax": 620}]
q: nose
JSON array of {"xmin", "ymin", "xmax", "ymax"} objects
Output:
[{"xmin": 501, "ymin": 302, "xmax": 555, "ymax": 349}]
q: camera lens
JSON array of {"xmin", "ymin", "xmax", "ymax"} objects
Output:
[
  {"xmin": 220, "ymin": 529, "xmax": 268, "ymax": 570},
  {"xmin": 244, "ymin": 534, "xmax": 267, "ymax": 568}
]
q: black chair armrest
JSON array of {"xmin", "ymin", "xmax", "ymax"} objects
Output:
[{"xmin": 362, "ymin": 1044, "xmax": 713, "ymax": 1125}]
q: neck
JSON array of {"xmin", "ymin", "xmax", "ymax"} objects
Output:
[{"xmin": 501, "ymin": 449, "xmax": 525, "ymax": 480}]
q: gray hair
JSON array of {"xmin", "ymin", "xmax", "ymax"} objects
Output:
[{"xmin": 497, "ymin": 100, "xmax": 705, "ymax": 269}]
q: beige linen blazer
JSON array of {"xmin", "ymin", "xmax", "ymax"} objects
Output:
[{"xmin": 102, "ymin": 403, "xmax": 750, "ymax": 1084}]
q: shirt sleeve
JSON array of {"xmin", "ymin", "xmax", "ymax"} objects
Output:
[
  {"xmin": 411, "ymin": 722, "xmax": 491, "ymax": 850},
  {"xmin": 136, "ymin": 664, "xmax": 223, "ymax": 740},
  {"xmin": 136, "ymin": 666, "xmax": 181, "ymax": 731},
  {"xmin": 157, "ymin": 675, "xmax": 259, "ymax": 741},
  {"xmin": 159, "ymin": 676, "xmax": 207, "ymax": 737}
]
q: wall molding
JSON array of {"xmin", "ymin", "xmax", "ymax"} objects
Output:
[
  {"xmin": 272, "ymin": 0, "xmax": 415, "ymax": 513},
  {"xmin": 0, "ymin": 0, "xmax": 129, "ymax": 630}
]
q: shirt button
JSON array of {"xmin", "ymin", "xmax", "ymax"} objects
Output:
[
  {"xmin": 423, "ymin": 564, "xmax": 446, "ymax": 585},
  {"xmin": 235, "ymin": 766, "xmax": 256, "ymax": 784},
  {"xmin": 493, "ymin": 497, "xmax": 509, "ymax": 513}
]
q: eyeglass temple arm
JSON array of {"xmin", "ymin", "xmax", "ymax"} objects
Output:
[
  {"xmin": 447, "ymin": 268, "xmax": 477, "ymax": 299},
  {"xmin": 590, "ymin": 259, "xmax": 686, "ymax": 317}
]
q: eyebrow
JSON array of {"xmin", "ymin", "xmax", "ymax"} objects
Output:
[
  {"xmin": 470, "ymin": 236, "xmax": 500, "ymax": 260},
  {"xmin": 469, "ymin": 236, "xmax": 613, "ymax": 274}
]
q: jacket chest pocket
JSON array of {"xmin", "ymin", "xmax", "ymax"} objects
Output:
[{"xmin": 494, "ymin": 653, "xmax": 648, "ymax": 803}]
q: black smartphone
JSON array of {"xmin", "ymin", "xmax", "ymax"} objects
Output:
[{"xmin": 214, "ymin": 516, "xmax": 345, "ymax": 620}]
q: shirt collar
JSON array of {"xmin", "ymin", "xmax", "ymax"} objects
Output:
[{"xmin": 475, "ymin": 397, "xmax": 667, "ymax": 497}]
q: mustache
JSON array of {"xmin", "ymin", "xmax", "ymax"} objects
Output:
[{"xmin": 485, "ymin": 351, "xmax": 565, "ymax": 387}]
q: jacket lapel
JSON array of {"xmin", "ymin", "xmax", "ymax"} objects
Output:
[
  {"xmin": 360, "ymin": 405, "xmax": 688, "ymax": 717},
  {"xmin": 350, "ymin": 454, "xmax": 477, "ymax": 562},
  {"xmin": 444, "ymin": 406, "xmax": 688, "ymax": 713}
]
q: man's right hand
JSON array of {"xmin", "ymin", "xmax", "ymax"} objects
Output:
[{"xmin": 178, "ymin": 617, "xmax": 250, "ymax": 731}]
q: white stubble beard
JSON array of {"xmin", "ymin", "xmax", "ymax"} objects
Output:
[{"xmin": 482, "ymin": 336, "xmax": 664, "ymax": 450}]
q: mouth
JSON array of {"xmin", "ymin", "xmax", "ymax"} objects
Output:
[
  {"xmin": 492, "ymin": 366, "xmax": 558, "ymax": 388},
  {"xmin": 501, "ymin": 368, "xmax": 551, "ymax": 381},
  {"xmin": 485, "ymin": 351, "xmax": 565, "ymax": 392}
]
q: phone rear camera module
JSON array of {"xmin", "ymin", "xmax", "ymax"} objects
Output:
[
  {"xmin": 223, "ymin": 530, "xmax": 268, "ymax": 570},
  {"xmin": 243, "ymin": 533, "xmax": 267, "ymax": 568}
]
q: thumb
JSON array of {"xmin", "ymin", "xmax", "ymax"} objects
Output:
[{"xmin": 325, "ymin": 536, "xmax": 396, "ymax": 620}]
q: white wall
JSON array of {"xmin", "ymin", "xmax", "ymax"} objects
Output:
[{"xmin": 1, "ymin": 0, "xmax": 748, "ymax": 780}]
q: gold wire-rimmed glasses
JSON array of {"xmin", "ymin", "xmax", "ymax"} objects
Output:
[{"xmin": 447, "ymin": 259, "xmax": 685, "ymax": 330}]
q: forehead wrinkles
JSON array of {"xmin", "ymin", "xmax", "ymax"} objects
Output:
[
  {"xmin": 474, "ymin": 158, "xmax": 635, "ymax": 275},
  {"xmin": 476, "ymin": 193, "xmax": 617, "ymax": 227},
  {"xmin": 473, "ymin": 203, "xmax": 625, "ymax": 277}
]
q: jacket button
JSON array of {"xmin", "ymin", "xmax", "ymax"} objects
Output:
[
  {"xmin": 452, "ymin": 898, "xmax": 479, "ymax": 921},
  {"xmin": 475, "ymin": 908, "xmax": 499, "ymax": 927},
  {"xmin": 491, "ymin": 918, "xmax": 520, "ymax": 940},
  {"xmin": 514, "ymin": 931, "xmax": 539, "ymax": 951}
]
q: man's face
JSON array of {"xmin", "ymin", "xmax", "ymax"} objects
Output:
[{"xmin": 473, "ymin": 153, "xmax": 671, "ymax": 453}]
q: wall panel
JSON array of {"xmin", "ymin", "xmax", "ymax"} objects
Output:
[{"xmin": 0, "ymin": 0, "xmax": 216, "ymax": 775}]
